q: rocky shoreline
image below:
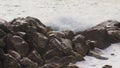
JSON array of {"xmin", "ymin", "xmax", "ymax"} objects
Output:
[{"xmin": 0, "ymin": 17, "xmax": 119, "ymax": 68}]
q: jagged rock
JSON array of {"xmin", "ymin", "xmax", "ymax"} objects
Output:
[
  {"xmin": 5, "ymin": 35, "xmax": 29, "ymax": 57},
  {"xmin": 0, "ymin": 38, "xmax": 5, "ymax": 48},
  {"xmin": 0, "ymin": 61, "xmax": 3, "ymax": 68},
  {"xmin": 41, "ymin": 63, "xmax": 61, "ymax": 68},
  {"xmin": 43, "ymin": 49, "xmax": 63, "ymax": 60},
  {"xmin": 78, "ymin": 20, "xmax": 120, "ymax": 49},
  {"xmin": 89, "ymin": 50, "xmax": 108, "ymax": 60},
  {"xmin": 102, "ymin": 65, "xmax": 112, "ymax": 68},
  {"xmin": 8, "ymin": 50, "xmax": 21, "ymax": 60},
  {"xmin": 62, "ymin": 30, "xmax": 74, "ymax": 39},
  {"xmin": 28, "ymin": 50, "xmax": 44, "ymax": 66},
  {"xmin": 67, "ymin": 63, "xmax": 79, "ymax": 68},
  {"xmin": 3, "ymin": 54, "xmax": 21, "ymax": 68},
  {"xmin": 48, "ymin": 31, "xmax": 65, "ymax": 38},
  {"xmin": 16, "ymin": 32, "xmax": 26, "ymax": 38},
  {"xmin": 0, "ymin": 19, "xmax": 10, "ymax": 33},
  {"xmin": 72, "ymin": 34, "xmax": 89, "ymax": 56},
  {"xmin": 0, "ymin": 48, "xmax": 5, "ymax": 59},
  {"xmin": 20, "ymin": 57, "xmax": 38, "ymax": 68},
  {"xmin": 0, "ymin": 29, "xmax": 6, "ymax": 38},
  {"xmin": 86, "ymin": 40, "xmax": 96, "ymax": 50},
  {"xmin": 26, "ymin": 32, "xmax": 48, "ymax": 54},
  {"xmin": 9, "ymin": 17, "xmax": 48, "ymax": 34}
]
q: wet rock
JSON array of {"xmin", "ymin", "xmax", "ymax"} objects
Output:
[
  {"xmin": 67, "ymin": 63, "xmax": 79, "ymax": 68},
  {"xmin": 26, "ymin": 32, "xmax": 48, "ymax": 54},
  {"xmin": 89, "ymin": 50, "xmax": 108, "ymax": 60},
  {"xmin": 43, "ymin": 49, "xmax": 63, "ymax": 60},
  {"xmin": 0, "ymin": 38, "xmax": 5, "ymax": 48},
  {"xmin": 8, "ymin": 50, "xmax": 21, "ymax": 60},
  {"xmin": 0, "ymin": 29, "xmax": 6, "ymax": 38},
  {"xmin": 28, "ymin": 50, "xmax": 44, "ymax": 66},
  {"xmin": 9, "ymin": 17, "xmax": 48, "ymax": 34},
  {"xmin": 0, "ymin": 48, "xmax": 5, "ymax": 59},
  {"xmin": 41, "ymin": 63, "xmax": 61, "ymax": 68},
  {"xmin": 72, "ymin": 34, "xmax": 89, "ymax": 56},
  {"xmin": 5, "ymin": 35, "xmax": 29, "ymax": 57},
  {"xmin": 62, "ymin": 30, "xmax": 74, "ymax": 39},
  {"xmin": 86, "ymin": 40, "xmax": 96, "ymax": 50},
  {"xmin": 0, "ymin": 19, "xmax": 10, "ymax": 33},
  {"xmin": 16, "ymin": 31, "xmax": 26, "ymax": 38},
  {"xmin": 20, "ymin": 57, "xmax": 38, "ymax": 68},
  {"xmin": 3, "ymin": 54, "xmax": 21, "ymax": 68},
  {"xmin": 102, "ymin": 65, "xmax": 112, "ymax": 68},
  {"xmin": 48, "ymin": 31, "xmax": 65, "ymax": 38}
]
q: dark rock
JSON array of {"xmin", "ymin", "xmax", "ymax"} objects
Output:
[
  {"xmin": 78, "ymin": 20, "xmax": 120, "ymax": 49},
  {"xmin": 89, "ymin": 50, "xmax": 108, "ymax": 60},
  {"xmin": 48, "ymin": 31, "xmax": 65, "ymax": 38},
  {"xmin": 0, "ymin": 19, "xmax": 10, "ymax": 33},
  {"xmin": 28, "ymin": 50, "xmax": 44, "ymax": 66},
  {"xmin": 0, "ymin": 38, "xmax": 5, "ymax": 48},
  {"xmin": 26, "ymin": 32, "xmax": 48, "ymax": 54},
  {"xmin": 102, "ymin": 65, "xmax": 112, "ymax": 68},
  {"xmin": 0, "ymin": 29, "xmax": 6, "ymax": 38},
  {"xmin": 16, "ymin": 32, "xmax": 26, "ymax": 38},
  {"xmin": 43, "ymin": 49, "xmax": 63, "ymax": 60},
  {"xmin": 9, "ymin": 17, "xmax": 48, "ymax": 34},
  {"xmin": 62, "ymin": 30, "xmax": 74, "ymax": 39},
  {"xmin": 3, "ymin": 54, "xmax": 21, "ymax": 68},
  {"xmin": 5, "ymin": 35, "xmax": 29, "ymax": 57},
  {"xmin": 72, "ymin": 34, "xmax": 89, "ymax": 56},
  {"xmin": 20, "ymin": 57, "xmax": 38, "ymax": 68},
  {"xmin": 41, "ymin": 63, "xmax": 61, "ymax": 68},
  {"xmin": 0, "ymin": 48, "xmax": 5, "ymax": 59},
  {"xmin": 86, "ymin": 40, "xmax": 96, "ymax": 50},
  {"xmin": 67, "ymin": 63, "xmax": 79, "ymax": 68},
  {"xmin": 8, "ymin": 50, "xmax": 21, "ymax": 60}
]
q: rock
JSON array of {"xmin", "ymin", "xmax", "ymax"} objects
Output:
[
  {"xmin": 0, "ymin": 19, "xmax": 10, "ymax": 33},
  {"xmin": 9, "ymin": 17, "xmax": 48, "ymax": 34},
  {"xmin": 3, "ymin": 54, "xmax": 21, "ymax": 68},
  {"xmin": 26, "ymin": 32, "xmax": 48, "ymax": 54},
  {"xmin": 67, "ymin": 63, "xmax": 79, "ymax": 68},
  {"xmin": 48, "ymin": 31, "xmax": 65, "ymax": 38},
  {"xmin": 86, "ymin": 40, "xmax": 96, "ymax": 50},
  {"xmin": 43, "ymin": 49, "xmax": 63, "ymax": 60},
  {"xmin": 20, "ymin": 57, "xmax": 38, "ymax": 68},
  {"xmin": 102, "ymin": 65, "xmax": 112, "ymax": 68},
  {"xmin": 0, "ymin": 48, "xmax": 5, "ymax": 59},
  {"xmin": 78, "ymin": 20, "xmax": 120, "ymax": 49},
  {"xmin": 16, "ymin": 32, "xmax": 26, "ymax": 38},
  {"xmin": 62, "ymin": 30, "xmax": 74, "ymax": 39},
  {"xmin": 72, "ymin": 34, "xmax": 89, "ymax": 56},
  {"xmin": 41, "ymin": 63, "xmax": 61, "ymax": 68},
  {"xmin": 5, "ymin": 35, "xmax": 29, "ymax": 57},
  {"xmin": 89, "ymin": 50, "xmax": 108, "ymax": 60},
  {"xmin": 0, "ymin": 29, "xmax": 6, "ymax": 38},
  {"xmin": 28, "ymin": 50, "xmax": 44, "ymax": 66},
  {"xmin": 8, "ymin": 50, "xmax": 21, "ymax": 60},
  {"xmin": 0, "ymin": 38, "xmax": 5, "ymax": 48}
]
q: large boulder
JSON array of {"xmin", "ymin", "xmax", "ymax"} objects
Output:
[
  {"xmin": 9, "ymin": 17, "xmax": 48, "ymax": 34},
  {"xmin": 25, "ymin": 32, "xmax": 48, "ymax": 54},
  {"xmin": 78, "ymin": 20, "xmax": 120, "ymax": 49},
  {"xmin": 3, "ymin": 54, "xmax": 21, "ymax": 68},
  {"xmin": 5, "ymin": 35, "xmax": 29, "ymax": 57},
  {"xmin": 20, "ymin": 57, "xmax": 38, "ymax": 68}
]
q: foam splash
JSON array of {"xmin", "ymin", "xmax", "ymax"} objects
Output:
[{"xmin": 75, "ymin": 43, "xmax": 120, "ymax": 68}]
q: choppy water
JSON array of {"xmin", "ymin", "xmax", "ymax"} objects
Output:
[{"xmin": 0, "ymin": 0, "xmax": 120, "ymax": 68}]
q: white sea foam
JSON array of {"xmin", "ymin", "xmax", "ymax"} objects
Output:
[{"xmin": 1, "ymin": 0, "xmax": 120, "ymax": 68}]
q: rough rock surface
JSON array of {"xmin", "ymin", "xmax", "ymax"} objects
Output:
[{"xmin": 0, "ymin": 17, "xmax": 119, "ymax": 68}]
